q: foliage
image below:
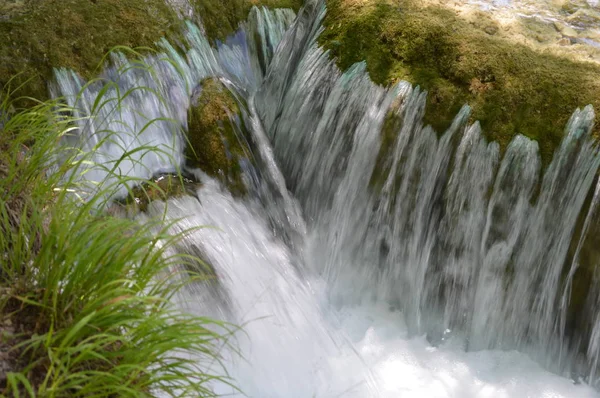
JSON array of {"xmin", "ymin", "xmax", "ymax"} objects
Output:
[{"xmin": 0, "ymin": 78, "xmax": 235, "ymax": 396}]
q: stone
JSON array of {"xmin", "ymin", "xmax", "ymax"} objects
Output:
[
  {"xmin": 554, "ymin": 21, "xmax": 579, "ymax": 37},
  {"xmin": 186, "ymin": 78, "xmax": 251, "ymax": 195},
  {"xmin": 484, "ymin": 25, "xmax": 498, "ymax": 35},
  {"xmin": 558, "ymin": 37, "xmax": 573, "ymax": 45},
  {"xmin": 113, "ymin": 173, "xmax": 201, "ymax": 214},
  {"xmin": 566, "ymin": 8, "xmax": 600, "ymax": 28}
]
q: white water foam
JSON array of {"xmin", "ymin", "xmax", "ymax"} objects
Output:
[
  {"xmin": 336, "ymin": 303, "xmax": 600, "ymax": 398},
  {"xmin": 149, "ymin": 180, "xmax": 600, "ymax": 398}
]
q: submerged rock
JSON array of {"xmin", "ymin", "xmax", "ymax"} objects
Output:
[
  {"xmin": 186, "ymin": 78, "xmax": 250, "ymax": 196},
  {"xmin": 113, "ymin": 173, "xmax": 201, "ymax": 215}
]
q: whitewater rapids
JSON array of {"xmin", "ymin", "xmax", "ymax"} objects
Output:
[{"xmin": 149, "ymin": 180, "xmax": 600, "ymax": 398}]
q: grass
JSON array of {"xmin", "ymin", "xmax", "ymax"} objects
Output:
[{"xmin": 0, "ymin": 68, "xmax": 236, "ymax": 396}]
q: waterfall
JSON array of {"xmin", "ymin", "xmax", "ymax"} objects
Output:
[
  {"xmin": 50, "ymin": 0, "xmax": 600, "ymax": 396},
  {"xmin": 51, "ymin": 8, "xmax": 295, "ymax": 197},
  {"xmin": 257, "ymin": 0, "xmax": 600, "ymax": 372}
]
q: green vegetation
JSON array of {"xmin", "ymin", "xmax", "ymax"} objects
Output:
[
  {"xmin": 190, "ymin": 0, "xmax": 303, "ymax": 43},
  {"xmin": 319, "ymin": 0, "xmax": 600, "ymax": 164},
  {"xmin": 0, "ymin": 83, "xmax": 234, "ymax": 395},
  {"xmin": 116, "ymin": 174, "xmax": 202, "ymax": 214},
  {"xmin": 0, "ymin": 0, "xmax": 302, "ymax": 103},
  {"xmin": 186, "ymin": 78, "xmax": 251, "ymax": 196},
  {"xmin": 0, "ymin": 0, "xmax": 181, "ymax": 102}
]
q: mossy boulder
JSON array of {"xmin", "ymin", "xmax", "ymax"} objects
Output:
[
  {"xmin": 189, "ymin": 0, "xmax": 303, "ymax": 43},
  {"xmin": 186, "ymin": 78, "xmax": 250, "ymax": 195},
  {"xmin": 113, "ymin": 174, "xmax": 201, "ymax": 214},
  {"xmin": 319, "ymin": 0, "xmax": 600, "ymax": 165},
  {"xmin": 0, "ymin": 0, "xmax": 181, "ymax": 102}
]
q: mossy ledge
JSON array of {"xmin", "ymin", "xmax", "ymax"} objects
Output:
[
  {"xmin": 113, "ymin": 173, "xmax": 202, "ymax": 215},
  {"xmin": 190, "ymin": 0, "xmax": 303, "ymax": 43},
  {"xmin": 186, "ymin": 78, "xmax": 251, "ymax": 196},
  {"xmin": 319, "ymin": 0, "xmax": 600, "ymax": 165},
  {"xmin": 0, "ymin": 0, "xmax": 301, "ymax": 102},
  {"xmin": 0, "ymin": 0, "xmax": 181, "ymax": 101}
]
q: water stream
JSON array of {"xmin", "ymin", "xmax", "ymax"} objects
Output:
[{"xmin": 52, "ymin": 0, "xmax": 600, "ymax": 396}]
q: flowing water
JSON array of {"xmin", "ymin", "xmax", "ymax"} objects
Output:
[{"xmin": 52, "ymin": 0, "xmax": 600, "ymax": 396}]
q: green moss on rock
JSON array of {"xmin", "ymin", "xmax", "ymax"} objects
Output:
[
  {"xmin": 186, "ymin": 78, "xmax": 249, "ymax": 195},
  {"xmin": 0, "ymin": 0, "xmax": 301, "ymax": 103},
  {"xmin": 319, "ymin": 0, "xmax": 600, "ymax": 165},
  {"xmin": 115, "ymin": 174, "xmax": 200, "ymax": 214},
  {"xmin": 190, "ymin": 0, "xmax": 302, "ymax": 43},
  {"xmin": 0, "ymin": 0, "xmax": 180, "ymax": 102}
]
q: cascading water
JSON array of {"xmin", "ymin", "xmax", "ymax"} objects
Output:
[
  {"xmin": 257, "ymin": 0, "xmax": 600, "ymax": 372},
  {"xmin": 51, "ymin": 0, "xmax": 600, "ymax": 396}
]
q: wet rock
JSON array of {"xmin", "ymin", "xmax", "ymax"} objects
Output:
[
  {"xmin": 566, "ymin": 8, "xmax": 600, "ymax": 28},
  {"xmin": 554, "ymin": 21, "xmax": 579, "ymax": 37},
  {"xmin": 186, "ymin": 78, "xmax": 250, "ymax": 196},
  {"xmin": 519, "ymin": 16, "xmax": 561, "ymax": 43},
  {"xmin": 558, "ymin": 37, "xmax": 574, "ymax": 45},
  {"xmin": 113, "ymin": 173, "xmax": 201, "ymax": 214}
]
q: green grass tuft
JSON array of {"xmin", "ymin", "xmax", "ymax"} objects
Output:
[{"xmin": 0, "ymin": 68, "xmax": 235, "ymax": 396}]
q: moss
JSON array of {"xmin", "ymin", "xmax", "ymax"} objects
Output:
[
  {"xmin": 115, "ymin": 174, "xmax": 201, "ymax": 214},
  {"xmin": 190, "ymin": 0, "xmax": 302, "ymax": 43},
  {"xmin": 0, "ymin": 0, "xmax": 301, "ymax": 104},
  {"xmin": 319, "ymin": 0, "xmax": 600, "ymax": 166},
  {"xmin": 186, "ymin": 78, "xmax": 249, "ymax": 195},
  {"xmin": 0, "ymin": 0, "xmax": 180, "ymax": 102}
]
